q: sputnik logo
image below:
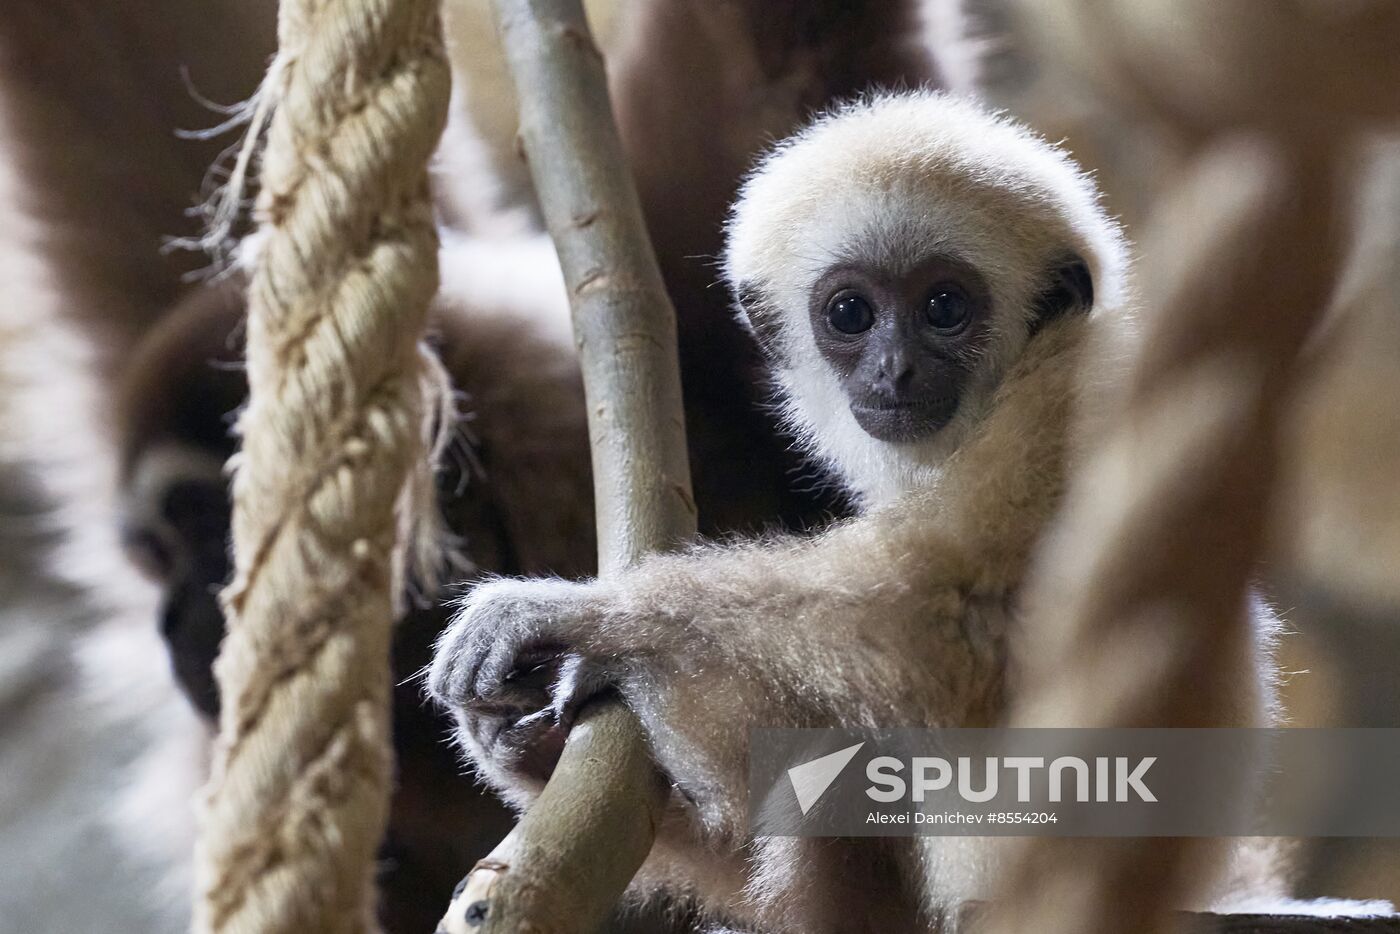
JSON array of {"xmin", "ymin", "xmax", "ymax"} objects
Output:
[{"xmin": 787, "ymin": 742, "xmax": 865, "ymax": 815}]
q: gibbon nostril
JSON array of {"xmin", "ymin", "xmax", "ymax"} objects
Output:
[{"xmin": 874, "ymin": 353, "xmax": 915, "ymax": 395}]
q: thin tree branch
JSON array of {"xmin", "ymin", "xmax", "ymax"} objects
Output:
[{"xmin": 438, "ymin": 0, "xmax": 695, "ymax": 931}]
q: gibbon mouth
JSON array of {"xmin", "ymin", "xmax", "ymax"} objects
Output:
[{"xmin": 850, "ymin": 399, "xmax": 957, "ymax": 442}]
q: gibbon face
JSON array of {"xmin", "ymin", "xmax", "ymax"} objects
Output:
[
  {"xmin": 725, "ymin": 92, "xmax": 1125, "ymax": 502},
  {"xmin": 808, "ymin": 253, "xmax": 995, "ymax": 442}
]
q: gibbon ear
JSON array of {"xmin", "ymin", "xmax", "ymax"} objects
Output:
[{"xmin": 1030, "ymin": 254, "xmax": 1094, "ymax": 335}]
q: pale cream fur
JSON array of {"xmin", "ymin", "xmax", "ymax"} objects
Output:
[
  {"xmin": 725, "ymin": 91, "xmax": 1130, "ymax": 506},
  {"xmin": 430, "ymin": 94, "xmax": 1163, "ymax": 932}
]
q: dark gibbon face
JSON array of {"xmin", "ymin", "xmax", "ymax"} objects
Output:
[{"xmin": 807, "ymin": 254, "xmax": 994, "ymax": 443}]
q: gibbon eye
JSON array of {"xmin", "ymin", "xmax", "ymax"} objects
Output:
[
  {"xmin": 925, "ymin": 286, "xmax": 970, "ymax": 331},
  {"xmin": 827, "ymin": 294, "xmax": 874, "ymax": 334}
]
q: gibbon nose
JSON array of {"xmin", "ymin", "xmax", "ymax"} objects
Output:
[{"xmin": 872, "ymin": 350, "xmax": 915, "ymax": 397}]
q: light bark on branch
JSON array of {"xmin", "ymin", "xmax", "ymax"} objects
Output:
[{"xmin": 440, "ymin": 0, "xmax": 696, "ymax": 932}]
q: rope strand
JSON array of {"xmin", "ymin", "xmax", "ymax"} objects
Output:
[{"xmin": 193, "ymin": 0, "xmax": 449, "ymax": 929}]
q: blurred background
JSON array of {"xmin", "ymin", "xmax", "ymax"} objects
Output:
[{"xmin": 2, "ymin": 0, "xmax": 1398, "ymax": 930}]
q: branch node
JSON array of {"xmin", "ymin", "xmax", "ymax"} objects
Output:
[{"xmin": 574, "ymin": 268, "xmax": 610, "ymax": 296}]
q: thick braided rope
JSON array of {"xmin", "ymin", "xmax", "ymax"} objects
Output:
[{"xmin": 192, "ymin": 0, "xmax": 449, "ymax": 930}]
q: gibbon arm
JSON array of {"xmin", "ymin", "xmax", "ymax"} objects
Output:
[{"xmin": 429, "ymin": 317, "xmax": 1084, "ymax": 830}]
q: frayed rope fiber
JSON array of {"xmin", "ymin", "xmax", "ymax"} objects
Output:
[{"xmin": 192, "ymin": 0, "xmax": 451, "ymax": 931}]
